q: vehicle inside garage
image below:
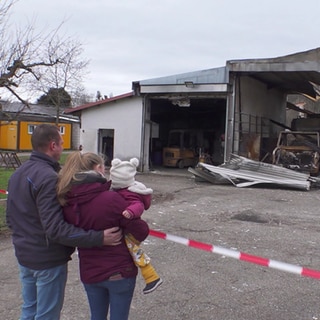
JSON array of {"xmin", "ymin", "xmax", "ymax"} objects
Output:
[{"xmin": 148, "ymin": 96, "xmax": 227, "ymax": 167}]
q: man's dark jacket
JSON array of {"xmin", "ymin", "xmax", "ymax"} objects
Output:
[{"xmin": 6, "ymin": 151, "xmax": 103, "ymax": 270}]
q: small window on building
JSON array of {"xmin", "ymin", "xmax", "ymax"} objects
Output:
[
  {"xmin": 59, "ymin": 126, "xmax": 65, "ymax": 135},
  {"xmin": 28, "ymin": 124, "xmax": 36, "ymax": 134}
]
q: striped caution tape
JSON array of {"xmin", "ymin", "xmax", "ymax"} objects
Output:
[
  {"xmin": 0, "ymin": 189, "xmax": 8, "ymax": 194},
  {"xmin": 149, "ymin": 229, "xmax": 320, "ymax": 280}
]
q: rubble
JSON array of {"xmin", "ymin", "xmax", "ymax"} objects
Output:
[{"xmin": 188, "ymin": 154, "xmax": 320, "ymax": 191}]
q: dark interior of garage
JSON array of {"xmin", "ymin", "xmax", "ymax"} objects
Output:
[{"xmin": 149, "ymin": 97, "xmax": 227, "ymax": 166}]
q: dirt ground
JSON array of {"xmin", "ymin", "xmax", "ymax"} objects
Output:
[{"xmin": 1, "ymin": 167, "xmax": 320, "ymax": 320}]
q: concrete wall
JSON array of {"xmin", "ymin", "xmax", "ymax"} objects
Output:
[
  {"xmin": 239, "ymin": 76, "xmax": 286, "ymax": 136},
  {"xmin": 240, "ymin": 76, "xmax": 286, "ymax": 117},
  {"xmin": 79, "ymin": 96, "xmax": 143, "ymax": 160}
]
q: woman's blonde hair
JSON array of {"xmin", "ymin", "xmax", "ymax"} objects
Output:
[{"xmin": 57, "ymin": 151, "xmax": 105, "ymax": 206}]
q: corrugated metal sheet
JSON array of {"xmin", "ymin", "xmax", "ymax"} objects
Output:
[{"xmin": 193, "ymin": 154, "xmax": 315, "ymax": 190}]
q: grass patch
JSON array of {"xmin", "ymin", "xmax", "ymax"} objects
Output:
[
  {"xmin": 0, "ymin": 202, "xmax": 8, "ymax": 231},
  {"xmin": 0, "ymin": 168, "xmax": 13, "ymax": 190},
  {"xmin": 0, "ymin": 168, "xmax": 13, "ymax": 231},
  {"xmin": 59, "ymin": 152, "xmax": 69, "ymax": 165}
]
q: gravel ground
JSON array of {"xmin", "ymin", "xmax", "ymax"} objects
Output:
[{"xmin": 1, "ymin": 167, "xmax": 320, "ymax": 320}]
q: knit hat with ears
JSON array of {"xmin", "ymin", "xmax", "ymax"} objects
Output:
[{"xmin": 110, "ymin": 157, "xmax": 139, "ymax": 189}]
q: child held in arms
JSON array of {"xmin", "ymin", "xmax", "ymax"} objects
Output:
[{"xmin": 110, "ymin": 157, "xmax": 163, "ymax": 294}]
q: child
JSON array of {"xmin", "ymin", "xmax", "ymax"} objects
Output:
[{"xmin": 110, "ymin": 157, "xmax": 163, "ymax": 294}]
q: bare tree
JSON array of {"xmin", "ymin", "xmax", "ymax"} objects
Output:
[
  {"xmin": 71, "ymin": 89, "xmax": 94, "ymax": 106},
  {"xmin": 0, "ymin": 0, "xmax": 89, "ymax": 122},
  {"xmin": 33, "ymin": 35, "xmax": 89, "ymax": 123}
]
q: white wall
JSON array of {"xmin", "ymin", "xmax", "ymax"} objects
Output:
[{"xmin": 80, "ymin": 96, "xmax": 143, "ymax": 160}]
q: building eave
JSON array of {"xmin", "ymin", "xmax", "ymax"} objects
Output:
[{"xmin": 65, "ymin": 91, "xmax": 134, "ymax": 114}]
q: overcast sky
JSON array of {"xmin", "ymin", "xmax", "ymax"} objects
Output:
[{"xmin": 10, "ymin": 0, "xmax": 320, "ymax": 99}]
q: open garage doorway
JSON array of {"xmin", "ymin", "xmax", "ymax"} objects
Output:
[{"xmin": 148, "ymin": 97, "xmax": 227, "ymax": 168}]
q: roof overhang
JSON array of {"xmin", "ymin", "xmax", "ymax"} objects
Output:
[
  {"xmin": 65, "ymin": 92, "xmax": 134, "ymax": 114},
  {"xmin": 227, "ymin": 47, "xmax": 320, "ymax": 99}
]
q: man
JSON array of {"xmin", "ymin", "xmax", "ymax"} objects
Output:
[{"xmin": 6, "ymin": 124, "xmax": 122, "ymax": 320}]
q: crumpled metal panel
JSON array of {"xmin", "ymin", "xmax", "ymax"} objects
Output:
[{"xmin": 196, "ymin": 154, "xmax": 312, "ymax": 190}]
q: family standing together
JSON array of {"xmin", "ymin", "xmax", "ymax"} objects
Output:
[{"xmin": 6, "ymin": 124, "xmax": 162, "ymax": 320}]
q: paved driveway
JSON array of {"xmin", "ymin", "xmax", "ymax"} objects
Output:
[{"xmin": 1, "ymin": 168, "xmax": 320, "ymax": 319}]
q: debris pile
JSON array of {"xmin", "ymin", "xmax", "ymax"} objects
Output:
[{"xmin": 189, "ymin": 154, "xmax": 320, "ymax": 191}]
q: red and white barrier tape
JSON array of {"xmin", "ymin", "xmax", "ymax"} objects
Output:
[
  {"xmin": 0, "ymin": 189, "xmax": 8, "ymax": 194},
  {"xmin": 149, "ymin": 229, "xmax": 320, "ymax": 280}
]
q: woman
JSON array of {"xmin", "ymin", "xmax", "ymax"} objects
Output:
[{"xmin": 57, "ymin": 152, "xmax": 149, "ymax": 320}]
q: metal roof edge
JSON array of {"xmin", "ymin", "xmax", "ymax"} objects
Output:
[
  {"xmin": 226, "ymin": 47, "xmax": 320, "ymax": 72},
  {"xmin": 134, "ymin": 66, "xmax": 228, "ymax": 87}
]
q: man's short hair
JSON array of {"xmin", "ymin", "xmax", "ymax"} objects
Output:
[{"xmin": 31, "ymin": 124, "xmax": 61, "ymax": 152}]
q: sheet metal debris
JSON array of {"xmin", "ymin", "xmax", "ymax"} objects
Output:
[{"xmin": 189, "ymin": 154, "xmax": 320, "ymax": 191}]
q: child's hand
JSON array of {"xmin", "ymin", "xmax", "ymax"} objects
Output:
[{"xmin": 122, "ymin": 210, "xmax": 133, "ymax": 219}]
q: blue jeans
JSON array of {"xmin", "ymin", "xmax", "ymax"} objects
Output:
[
  {"xmin": 83, "ymin": 277, "xmax": 136, "ymax": 320},
  {"xmin": 18, "ymin": 263, "xmax": 68, "ymax": 320}
]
